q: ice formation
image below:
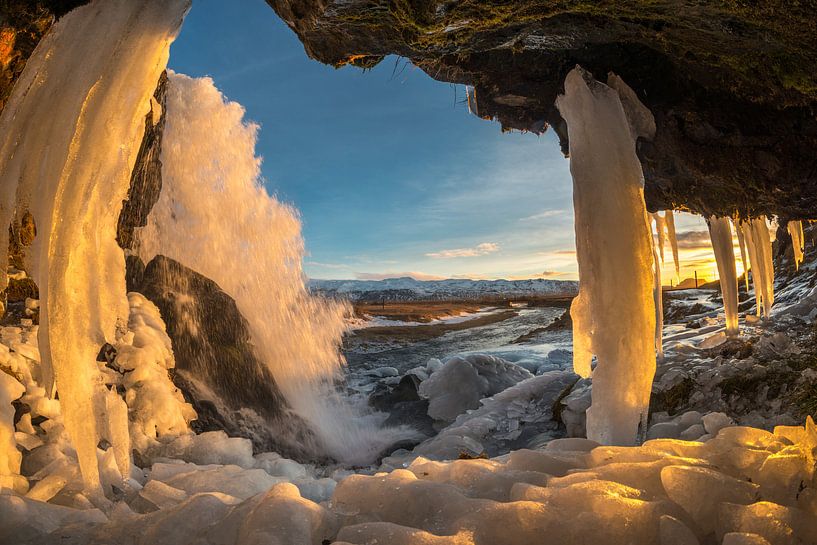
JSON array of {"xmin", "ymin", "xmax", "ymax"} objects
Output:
[
  {"xmin": 740, "ymin": 217, "xmax": 775, "ymax": 317},
  {"xmin": 114, "ymin": 293, "xmax": 196, "ymax": 453},
  {"xmin": 137, "ymin": 72, "xmax": 414, "ymax": 464},
  {"xmin": 652, "ymin": 212, "xmax": 667, "ymax": 262},
  {"xmin": 556, "ymin": 68, "xmax": 656, "ymax": 445},
  {"xmin": 735, "ymin": 218, "xmax": 751, "ymax": 291},
  {"xmin": 0, "ymin": 0, "xmax": 189, "ymax": 496},
  {"xmin": 708, "ymin": 216, "xmax": 739, "ymax": 336},
  {"xmin": 8, "ymin": 417, "xmax": 808, "ymax": 544},
  {"xmin": 788, "ymin": 220, "xmax": 805, "ymax": 270},
  {"xmin": 665, "ymin": 210, "xmax": 680, "ymax": 277},
  {"xmin": 651, "ymin": 216, "xmax": 665, "ymax": 360}
]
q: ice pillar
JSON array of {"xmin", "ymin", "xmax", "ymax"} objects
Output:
[
  {"xmin": 665, "ymin": 211, "xmax": 680, "ymax": 278},
  {"xmin": 556, "ymin": 68, "xmax": 656, "ymax": 446},
  {"xmin": 708, "ymin": 216, "xmax": 739, "ymax": 336}
]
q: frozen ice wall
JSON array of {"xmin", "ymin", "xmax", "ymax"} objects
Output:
[
  {"xmin": 138, "ymin": 73, "xmax": 415, "ymax": 465},
  {"xmin": 0, "ymin": 0, "xmax": 189, "ymax": 496},
  {"xmin": 556, "ymin": 68, "xmax": 656, "ymax": 445},
  {"xmin": 708, "ymin": 216, "xmax": 739, "ymax": 336}
]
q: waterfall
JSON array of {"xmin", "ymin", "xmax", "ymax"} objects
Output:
[
  {"xmin": 0, "ymin": 0, "xmax": 189, "ymax": 497},
  {"xmin": 708, "ymin": 216, "xmax": 739, "ymax": 336},
  {"xmin": 137, "ymin": 72, "xmax": 416, "ymax": 465},
  {"xmin": 556, "ymin": 68, "xmax": 656, "ymax": 446}
]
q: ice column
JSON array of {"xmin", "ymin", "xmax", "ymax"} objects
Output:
[
  {"xmin": 708, "ymin": 216, "xmax": 739, "ymax": 336},
  {"xmin": 788, "ymin": 220, "xmax": 805, "ymax": 270},
  {"xmin": 0, "ymin": 0, "xmax": 189, "ymax": 496},
  {"xmin": 556, "ymin": 68, "xmax": 656, "ymax": 445}
]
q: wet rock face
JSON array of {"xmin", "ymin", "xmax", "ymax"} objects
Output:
[
  {"xmin": 117, "ymin": 71, "xmax": 167, "ymax": 250},
  {"xmin": 267, "ymin": 0, "xmax": 817, "ymax": 219},
  {"xmin": 130, "ymin": 255, "xmax": 319, "ymax": 458}
]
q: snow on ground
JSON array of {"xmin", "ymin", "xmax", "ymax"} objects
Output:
[{"xmin": 310, "ymin": 276, "xmax": 577, "ymax": 302}]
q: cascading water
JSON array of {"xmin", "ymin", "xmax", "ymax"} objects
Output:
[
  {"xmin": 137, "ymin": 73, "xmax": 417, "ymax": 465},
  {"xmin": 0, "ymin": 0, "xmax": 189, "ymax": 496}
]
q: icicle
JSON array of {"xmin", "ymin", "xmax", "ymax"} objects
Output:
[
  {"xmin": 788, "ymin": 220, "xmax": 804, "ymax": 270},
  {"xmin": 665, "ymin": 210, "xmax": 680, "ymax": 278},
  {"xmin": 0, "ymin": 0, "xmax": 189, "ymax": 496},
  {"xmin": 652, "ymin": 231, "xmax": 664, "ymax": 360},
  {"xmin": 734, "ymin": 218, "xmax": 750, "ymax": 291},
  {"xmin": 752, "ymin": 217, "xmax": 775, "ymax": 316},
  {"xmin": 652, "ymin": 212, "xmax": 666, "ymax": 262},
  {"xmin": 740, "ymin": 217, "xmax": 775, "ymax": 318},
  {"xmin": 708, "ymin": 216, "xmax": 739, "ymax": 336},
  {"xmin": 556, "ymin": 68, "xmax": 656, "ymax": 446}
]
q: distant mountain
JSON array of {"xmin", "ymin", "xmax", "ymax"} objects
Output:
[{"xmin": 308, "ymin": 276, "xmax": 578, "ymax": 303}]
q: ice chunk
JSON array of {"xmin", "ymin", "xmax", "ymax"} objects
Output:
[
  {"xmin": 556, "ymin": 67, "xmax": 656, "ymax": 445},
  {"xmin": 659, "ymin": 514, "xmax": 700, "ymax": 545},
  {"xmin": 0, "ymin": 371, "xmax": 26, "ymax": 493},
  {"xmin": 702, "ymin": 412, "xmax": 735, "ymax": 436},
  {"xmin": 160, "ymin": 431, "xmax": 255, "ymax": 468},
  {"xmin": 709, "ymin": 216, "xmax": 739, "ymax": 335},
  {"xmin": 722, "ymin": 533, "xmax": 772, "ymax": 545},
  {"xmin": 137, "ymin": 479, "xmax": 188, "ymax": 510},
  {"xmin": 661, "ymin": 465, "xmax": 760, "ymax": 533},
  {"xmin": 162, "ymin": 464, "xmax": 283, "ymax": 500},
  {"xmin": 337, "ymin": 523, "xmax": 470, "ymax": 545}
]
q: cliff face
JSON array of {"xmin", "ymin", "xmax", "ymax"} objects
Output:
[{"xmin": 267, "ymin": 0, "xmax": 817, "ymax": 220}]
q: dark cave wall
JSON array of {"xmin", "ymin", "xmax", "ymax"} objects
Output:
[{"xmin": 266, "ymin": 0, "xmax": 817, "ymax": 220}]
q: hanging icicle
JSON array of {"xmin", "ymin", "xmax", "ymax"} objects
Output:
[
  {"xmin": 708, "ymin": 216, "xmax": 739, "ymax": 336},
  {"xmin": 651, "ymin": 226, "xmax": 664, "ymax": 360},
  {"xmin": 652, "ymin": 212, "xmax": 667, "ymax": 263},
  {"xmin": 0, "ymin": 0, "xmax": 189, "ymax": 498},
  {"xmin": 734, "ymin": 217, "xmax": 750, "ymax": 291},
  {"xmin": 740, "ymin": 217, "xmax": 775, "ymax": 318},
  {"xmin": 788, "ymin": 220, "xmax": 805, "ymax": 270},
  {"xmin": 665, "ymin": 210, "xmax": 680, "ymax": 278},
  {"xmin": 556, "ymin": 67, "xmax": 656, "ymax": 446}
]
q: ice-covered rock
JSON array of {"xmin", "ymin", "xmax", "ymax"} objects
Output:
[{"xmin": 418, "ymin": 354, "xmax": 532, "ymax": 422}]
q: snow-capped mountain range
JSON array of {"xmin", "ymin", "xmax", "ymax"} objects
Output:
[{"xmin": 308, "ymin": 277, "xmax": 578, "ymax": 302}]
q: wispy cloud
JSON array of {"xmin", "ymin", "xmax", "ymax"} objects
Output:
[
  {"xmin": 355, "ymin": 271, "xmax": 447, "ymax": 281},
  {"xmin": 426, "ymin": 242, "xmax": 500, "ymax": 259},
  {"xmin": 519, "ymin": 209, "xmax": 567, "ymax": 222},
  {"xmin": 306, "ymin": 261, "xmax": 349, "ymax": 270}
]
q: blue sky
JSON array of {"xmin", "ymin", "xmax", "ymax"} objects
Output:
[{"xmin": 168, "ymin": 0, "xmax": 714, "ymax": 282}]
